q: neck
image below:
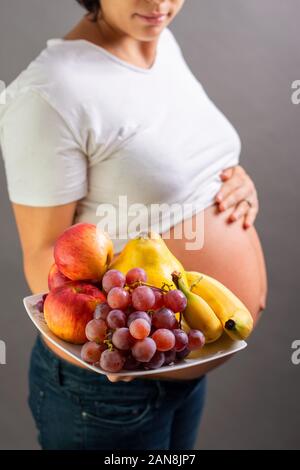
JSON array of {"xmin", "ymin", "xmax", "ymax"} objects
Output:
[
  {"xmin": 64, "ymin": 14, "xmax": 161, "ymax": 70},
  {"xmin": 93, "ymin": 15, "xmax": 159, "ymax": 69}
]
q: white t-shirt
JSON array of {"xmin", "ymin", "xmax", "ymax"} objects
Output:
[{"xmin": 0, "ymin": 28, "xmax": 241, "ymax": 253}]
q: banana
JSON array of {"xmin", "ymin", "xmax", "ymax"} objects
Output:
[
  {"xmin": 172, "ymin": 271, "xmax": 223, "ymax": 343},
  {"xmin": 186, "ymin": 271, "xmax": 253, "ymax": 341}
]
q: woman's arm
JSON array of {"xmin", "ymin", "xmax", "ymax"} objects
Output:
[
  {"xmin": 12, "ymin": 201, "xmax": 110, "ymax": 374},
  {"xmin": 12, "ymin": 202, "xmax": 78, "ymax": 293},
  {"xmin": 12, "ymin": 201, "xmax": 142, "ymax": 382}
]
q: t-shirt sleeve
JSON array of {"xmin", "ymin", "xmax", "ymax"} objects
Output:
[{"xmin": 0, "ymin": 89, "xmax": 88, "ymax": 206}]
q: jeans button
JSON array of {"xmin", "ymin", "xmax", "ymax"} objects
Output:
[{"xmin": 82, "ymin": 411, "xmax": 87, "ymax": 419}]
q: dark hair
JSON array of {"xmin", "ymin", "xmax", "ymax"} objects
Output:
[{"xmin": 76, "ymin": 1, "xmax": 100, "ymax": 20}]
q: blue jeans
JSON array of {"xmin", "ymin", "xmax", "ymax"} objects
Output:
[{"xmin": 28, "ymin": 335, "xmax": 207, "ymax": 450}]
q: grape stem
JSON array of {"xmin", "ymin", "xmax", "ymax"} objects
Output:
[
  {"xmin": 126, "ymin": 280, "xmax": 173, "ymax": 293},
  {"xmin": 103, "ymin": 338, "xmax": 114, "ymax": 351},
  {"xmin": 104, "ymin": 330, "xmax": 114, "ymax": 351}
]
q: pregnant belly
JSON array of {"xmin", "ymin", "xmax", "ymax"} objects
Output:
[
  {"xmin": 145, "ymin": 202, "xmax": 268, "ymax": 381},
  {"xmin": 163, "ymin": 203, "xmax": 268, "ymax": 322}
]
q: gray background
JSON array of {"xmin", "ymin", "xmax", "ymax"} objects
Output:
[{"xmin": 0, "ymin": 0, "xmax": 299, "ymax": 450}]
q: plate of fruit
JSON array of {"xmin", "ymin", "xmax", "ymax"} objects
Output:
[{"xmin": 23, "ymin": 225, "xmax": 252, "ymax": 376}]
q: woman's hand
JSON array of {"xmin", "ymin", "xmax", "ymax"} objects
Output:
[
  {"xmin": 107, "ymin": 374, "xmax": 135, "ymax": 383},
  {"xmin": 214, "ymin": 165, "xmax": 259, "ymax": 229}
]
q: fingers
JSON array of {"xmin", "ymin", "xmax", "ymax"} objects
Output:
[
  {"xmin": 228, "ymin": 199, "xmax": 252, "ymax": 222},
  {"xmin": 229, "ymin": 195, "xmax": 259, "ymax": 227},
  {"xmin": 215, "ymin": 165, "xmax": 259, "ymax": 228},
  {"xmin": 218, "ymin": 184, "xmax": 250, "ymax": 211},
  {"xmin": 219, "ymin": 166, "xmax": 235, "ymax": 181},
  {"xmin": 243, "ymin": 205, "xmax": 259, "ymax": 229},
  {"xmin": 215, "ymin": 179, "xmax": 241, "ymax": 204},
  {"xmin": 106, "ymin": 374, "xmax": 135, "ymax": 383},
  {"xmin": 220, "ymin": 164, "xmax": 243, "ymax": 180},
  {"xmin": 215, "ymin": 166, "xmax": 246, "ymax": 205}
]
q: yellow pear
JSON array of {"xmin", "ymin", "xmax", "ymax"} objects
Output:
[{"xmin": 109, "ymin": 231, "xmax": 188, "ymax": 290}]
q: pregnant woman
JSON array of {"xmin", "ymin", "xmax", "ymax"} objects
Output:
[{"xmin": 0, "ymin": 0, "xmax": 267, "ymax": 450}]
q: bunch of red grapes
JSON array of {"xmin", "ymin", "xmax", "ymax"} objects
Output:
[{"xmin": 81, "ymin": 268, "xmax": 205, "ymax": 373}]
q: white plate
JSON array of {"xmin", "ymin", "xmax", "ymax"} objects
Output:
[{"xmin": 23, "ymin": 292, "xmax": 247, "ymax": 377}]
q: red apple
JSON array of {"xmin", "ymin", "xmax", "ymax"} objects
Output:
[
  {"xmin": 54, "ymin": 223, "xmax": 114, "ymax": 281},
  {"xmin": 48, "ymin": 263, "xmax": 72, "ymax": 291},
  {"xmin": 44, "ymin": 282, "xmax": 107, "ymax": 344}
]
